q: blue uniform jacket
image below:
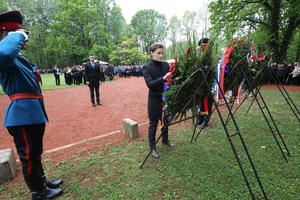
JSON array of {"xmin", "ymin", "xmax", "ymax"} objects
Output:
[{"xmin": 0, "ymin": 33, "xmax": 48, "ymax": 127}]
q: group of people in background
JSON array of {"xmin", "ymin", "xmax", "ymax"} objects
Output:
[
  {"xmin": 265, "ymin": 62, "xmax": 300, "ymax": 85},
  {"xmin": 48, "ymin": 62, "xmax": 300, "ymax": 88},
  {"xmin": 50, "ymin": 64, "xmax": 144, "ymax": 86}
]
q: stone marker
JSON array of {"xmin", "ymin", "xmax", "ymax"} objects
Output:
[
  {"xmin": 0, "ymin": 148, "xmax": 17, "ymax": 184},
  {"xmin": 123, "ymin": 118, "xmax": 138, "ymax": 138}
]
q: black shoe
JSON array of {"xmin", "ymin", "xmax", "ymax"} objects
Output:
[
  {"xmin": 46, "ymin": 179, "xmax": 63, "ymax": 189},
  {"xmin": 162, "ymin": 140, "xmax": 175, "ymax": 147},
  {"xmin": 151, "ymin": 149, "xmax": 159, "ymax": 159},
  {"xmin": 196, "ymin": 115, "xmax": 204, "ymax": 126},
  {"xmin": 97, "ymin": 102, "xmax": 102, "ymax": 105},
  {"xmin": 32, "ymin": 186, "xmax": 63, "ymax": 200},
  {"xmin": 92, "ymin": 103, "xmax": 96, "ymax": 107},
  {"xmin": 201, "ymin": 115, "xmax": 210, "ymax": 128}
]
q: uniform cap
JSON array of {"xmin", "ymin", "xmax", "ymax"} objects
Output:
[{"xmin": 0, "ymin": 11, "xmax": 23, "ymax": 30}]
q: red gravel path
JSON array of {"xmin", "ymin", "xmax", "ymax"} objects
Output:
[
  {"xmin": 261, "ymin": 84, "xmax": 300, "ymax": 91},
  {"xmin": 0, "ymin": 77, "xmax": 149, "ymax": 161},
  {"xmin": 0, "ymin": 81, "xmax": 299, "ymax": 162}
]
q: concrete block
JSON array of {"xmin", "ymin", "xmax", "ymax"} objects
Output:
[
  {"xmin": 0, "ymin": 148, "xmax": 17, "ymax": 184},
  {"xmin": 123, "ymin": 118, "xmax": 138, "ymax": 138}
]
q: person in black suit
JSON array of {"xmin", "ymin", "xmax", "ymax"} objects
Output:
[
  {"xmin": 143, "ymin": 43, "xmax": 174, "ymax": 159},
  {"xmin": 84, "ymin": 55, "xmax": 102, "ymax": 106},
  {"xmin": 53, "ymin": 65, "xmax": 61, "ymax": 85}
]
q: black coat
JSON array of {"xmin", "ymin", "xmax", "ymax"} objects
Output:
[
  {"xmin": 143, "ymin": 60, "xmax": 169, "ymax": 121},
  {"xmin": 84, "ymin": 62, "xmax": 101, "ymax": 82}
]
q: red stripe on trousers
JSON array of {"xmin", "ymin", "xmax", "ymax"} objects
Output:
[
  {"xmin": 203, "ymin": 97, "xmax": 209, "ymax": 112},
  {"xmin": 21, "ymin": 127, "xmax": 32, "ymax": 175}
]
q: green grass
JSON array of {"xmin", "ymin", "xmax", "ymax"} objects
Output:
[
  {"xmin": 0, "ymin": 74, "xmax": 80, "ymax": 95},
  {"xmin": 0, "ymin": 89, "xmax": 299, "ymax": 200}
]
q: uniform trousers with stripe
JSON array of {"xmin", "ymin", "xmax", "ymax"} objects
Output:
[{"xmin": 7, "ymin": 123, "xmax": 46, "ymax": 192}]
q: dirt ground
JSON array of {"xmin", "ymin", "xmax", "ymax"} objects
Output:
[
  {"xmin": 261, "ymin": 84, "xmax": 300, "ymax": 91},
  {"xmin": 0, "ymin": 77, "xmax": 149, "ymax": 162},
  {"xmin": 0, "ymin": 79, "xmax": 299, "ymax": 181}
]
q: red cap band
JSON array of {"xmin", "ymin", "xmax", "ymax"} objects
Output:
[{"xmin": 0, "ymin": 22, "xmax": 23, "ymax": 30}]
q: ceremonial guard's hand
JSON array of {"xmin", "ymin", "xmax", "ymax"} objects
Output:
[
  {"xmin": 86, "ymin": 81, "xmax": 90, "ymax": 85},
  {"xmin": 8, "ymin": 29, "xmax": 29, "ymax": 40}
]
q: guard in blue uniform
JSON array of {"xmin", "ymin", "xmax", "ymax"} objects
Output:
[{"xmin": 0, "ymin": 11, "xmax": 63, "ymax": 200}]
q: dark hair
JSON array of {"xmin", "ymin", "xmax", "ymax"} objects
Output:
[
  {"xmin": 198, "ymin": 38, "xmax": 209, "ymax": 46},
  {"xmin": 150, "ymin": 43, "xmax": 164, "ymax": 53}
]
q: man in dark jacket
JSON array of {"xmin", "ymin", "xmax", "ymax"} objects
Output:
[{"xmin": 84, "ymin": 55, "xmax": 102, "ymax": 106}]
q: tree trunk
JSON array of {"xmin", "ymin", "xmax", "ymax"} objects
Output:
[
  {"xmin": 267, "ymin": 0, "xmax": 281, "ymax": 62},
  {"xmin": 296, "ymin": 38, "xmax": 300, "ymax": 61}
]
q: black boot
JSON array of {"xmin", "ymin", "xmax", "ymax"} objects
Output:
[
  {"xmin": 43, "ymin": 176, "xmax": 63, "ymax": 189},
  {"xmin": 32, "ymin": 186, "xmax": 63, "ymax": 200},
  {"xmin": 201, "ymin": 115, "xmax": 211, "ymax": 128},
  {"xmin": 24, "ymin": 174, "xmax": 63, "ymax": 200},
  {"xmin": 38, "ymin": 163, "xmax": 63, "ymax": 189},
  {"xmin": 196, "ymin": 115, "xmax": 204, "ymax": 126}
]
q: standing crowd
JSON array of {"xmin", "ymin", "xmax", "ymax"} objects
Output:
[
  {"xmin": 264, "ymin": 62, "xmax": 300, "ymax": 85},
  {"xmin": 51, "ymin": 64, "xmax": 143, "ymax": 86}
]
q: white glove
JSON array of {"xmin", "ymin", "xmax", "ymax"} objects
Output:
[{"xmin": 8, "ymin": 29, "xmax": 29, "ymax": 41}]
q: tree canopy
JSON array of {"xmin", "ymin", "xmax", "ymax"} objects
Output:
[
  {"xmin": 1, "ymin": 0, "xmax": 298, "ymax": 68},
  {"xmin": 209, "ymin": 0, "xmax": 300, "ymax": 62},
  {"xmin": 130, "ymin": 9, "xmax": 168, "ymax": 53}
]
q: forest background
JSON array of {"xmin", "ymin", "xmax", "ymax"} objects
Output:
[{"xmin": 0, "ymin": 0, "xmax": 299, "ymax": 68}]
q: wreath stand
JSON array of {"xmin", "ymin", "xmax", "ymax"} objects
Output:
[{"xmin": 140, "ymin": 66, "xmax": 270, "ymax": 199}]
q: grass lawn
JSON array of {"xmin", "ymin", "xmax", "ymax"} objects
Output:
[
  {"xmin": 0, "ymin": 90, "xmax": 299, "ymax": 200},
  {"xmin": 0, "ymin": 73, "xmax": 81, "ymax": 95}
]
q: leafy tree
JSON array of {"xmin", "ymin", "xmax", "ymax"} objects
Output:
[
  {"xmin": 110, "ymin": 35, "xmax": 148, "ymax": 65},
  {"xmin": 44, "ymin": 0, "xmax": 127, "ymax": 67},
  {"xmin": 167, "ymin": 16, "xmax": 181, "ymax": 59},
  {"xmin": 0, "ymin": 0, "xmax": 9, "ymax": 12},
  {"xmin": 181, "ymin": 11, "xmax": 201, "ymax": 41},
  {"xmin": 2, "ymin": 0, "xmax": 57, "ymax": 68},
  {"xmin": 209, "ymin": 0, "xmax": 300, "ymax": 62},
  {"xmin": 1, "ymin": 0, "xmax": 127, "ymax": 68},
  {"xmin": 130, "ymin": 9, "xmax": 168, "ymax": 53}
]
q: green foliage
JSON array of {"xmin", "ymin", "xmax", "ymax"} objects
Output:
[
  {"xmin": 286, "ymin": 30, "xmax": 300, "ymax": 62},
  {"xmin": 181, "ymin": 11, "xmax": 201, "ymax": 41},
  {"xmin": 0, "ymin": 0, "xmax": 9, "ymax": 12},
  {"xmin": 164, "ymin": 40, "xmax": 215, "ymax": 122},
  {"xmin": 208, "ymin": 0, "xmax": 300, "ymax": 62},
  {"xmin": 1, "ymin": 0, "xmax": 127, "ymax": 68},
  {"xmin": 0, "ymin": 73, "xmax": 79, "ymax": 95},
  {"xmin": 130, "ymin": 9, "xmax": 168, "ymax": 53},
  {"xmin": 167, "ymin": 16, "xmax": 181, "ymax": 59},
  {"xmin": 110, "ymin": 35, "xmax": 148, "ymax": 65}
]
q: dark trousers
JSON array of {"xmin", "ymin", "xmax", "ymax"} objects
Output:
[
  {"xmin": 54, "ymin": 74, "xmax": 60, "ymax": 85},
  {"xmin": 148, "ymin": 119, "xmax": 169, "ymax": 150},
  {"xmin": 88, "ymin": 81, "xmax": 100, "ymax": 104},
  {"xmin": 7, "ymin": 123, "xmax": 46, "ymax": 192}
]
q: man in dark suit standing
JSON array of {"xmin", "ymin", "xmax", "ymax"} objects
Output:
[
  {"xmin": 53, "ymin": 65, "xmax": 61, "ymax": 85},
  {"xmin": 84, "ymin": 55, "xmax": 102, "ymax": 106}
]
